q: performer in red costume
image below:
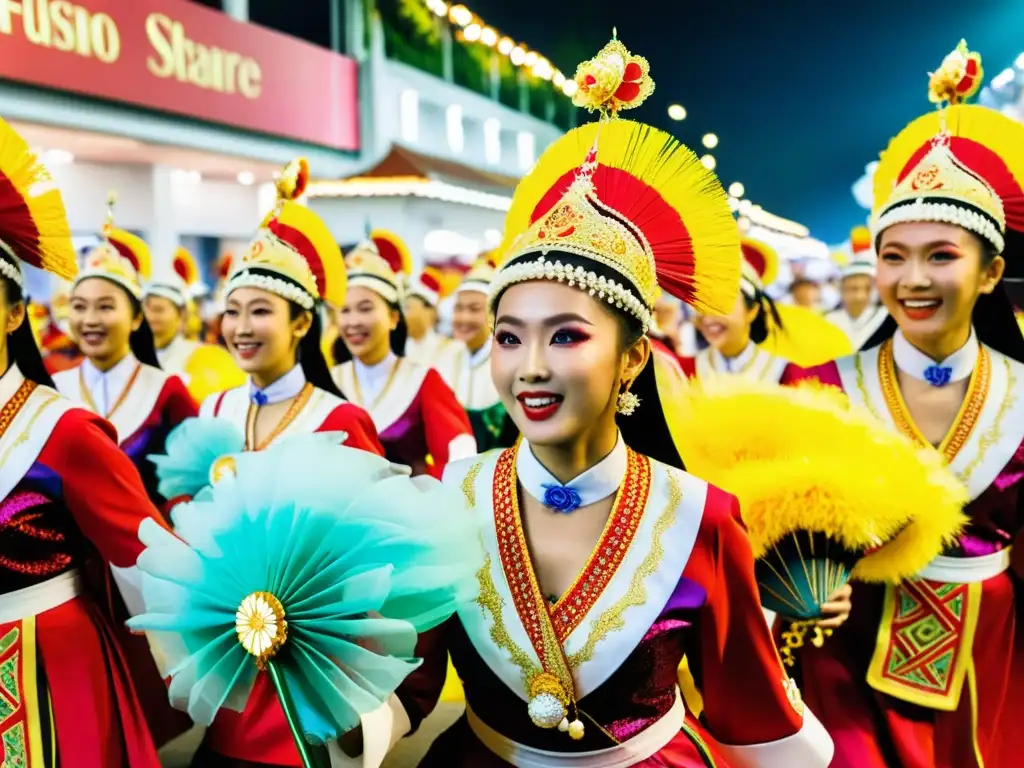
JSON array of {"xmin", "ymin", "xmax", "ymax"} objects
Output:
[
  {"xmin": 332, "ymin": 240, "xmax": 476, "ymax": 479},
  {"xmin": 0, "ymin": 117, "xmax": 167, "ymax": 768},
  {"xmin": 29, "ymin": 299, "xmax": 81, "ymax": 374},
  {"xmin": 181, "ymin": 159, "xmax": 385, "ymax": 767},
  {"xmin": 52, "ymin": 199, "xmax": 197, "ymax": 508},
  {"xmin": 329, "ymin": 35, "xmax": 833, "ymax": 768},
  {"xmin": 682, "ymin": 237, "xmax": 790, "ymax": 384},
  {"xmin": 780, "ymin": 42, "xmax": 1024, "ymax": 768}
]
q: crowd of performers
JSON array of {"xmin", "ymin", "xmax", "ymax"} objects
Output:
[{"xmin": 1, "ymin": 33, "xmax": 1022, "ymax": 768}]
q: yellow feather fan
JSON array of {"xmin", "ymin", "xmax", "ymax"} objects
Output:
[
  {"xmin": 182, "ymin": 344, "xmax": 246, "ymax": 404},
  {"xmin": 671, "ymin": 377, "xmax": 967, "ymax": 617},
  {"xmin": 762, "ymin": 303, "xmax": 854, "ymax": 368}
]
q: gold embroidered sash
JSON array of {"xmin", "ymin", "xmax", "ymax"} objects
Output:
[{"xmin": 867, "ymin": 579, "xmax": 981, "ymax": 710}]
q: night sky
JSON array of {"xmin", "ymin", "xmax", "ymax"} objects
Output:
[
  {"xmin": 251, "ymin": 0, "xmax": 1024, "ymax": 243},
  {"xmin": 465, "ymin": 0, "xmax": 1024, "ymax": 242}
]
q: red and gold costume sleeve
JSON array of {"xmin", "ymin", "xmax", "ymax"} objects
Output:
[
  {"xmin": 420, "ymin": 369, "xmax": 475, "ymax": 479},
  {"xmin": 682, "ymin": 485, "xmax": 834, "ymax": 767},
  {"xmin": 319, "ymin": 402, "xmax": 386, "ymax": 457},
  {"xmin": 41, "ymin": 409, "xmax": 169, "ymax": 566},
  {"xmin": 157, "ymin": 375, "xmax": 199, "ymax": 428},
  {"xmin": 678, "ymin": 356, "xmax": 697, "ymax": 379},
  {"xmin": 779, "ymin": 360, "xmax": 842, "ymax": 388}
]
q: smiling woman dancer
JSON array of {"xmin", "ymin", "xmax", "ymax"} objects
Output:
[
  {"xmin": 332, "ymin": 240, "xmax": 476, "ymax": 479},
  {"xmin": 781, "ymin": 41, "xmax": 1024, "ymax": 768},
  {"xmin": 0, "ymin": 117, "xmax": 170, "ymax": 768},
  {"xmin": 329, "ymin": 34, "xmax": 834, "ymax": 768},
  {"xmin": 195, "ymin": 158, "xmax": 381, "ymax": 462},
  {"xmin": 52, "ymin": 201, "xmax": 197, "ymax": 507},
  {"xmin": 684, "ymin": 237, "xmax": 789, "ymax": 384},
  {"xmin": 178, "ymin": 158, "xmax": 387, "ymax": 768}
]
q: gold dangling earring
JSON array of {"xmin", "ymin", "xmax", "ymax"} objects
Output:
[{"xmin": 616, "ymin": 384, "xmax": 640, "ymax": 416}]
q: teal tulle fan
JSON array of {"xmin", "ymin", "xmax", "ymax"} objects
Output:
[
  {"xmin": 149, "ymin": 417, "xmax": 244, "ymax": 499},
  {"xmin": 129, "ymin": 439, "xmax": 481, "ymax": 747}
]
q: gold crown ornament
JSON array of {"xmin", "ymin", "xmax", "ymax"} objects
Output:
[
  {"xmin": 739, "ymin": 237, "xmax": 779, "ymax": 299},
  {"xmin": 872, "ymin": 40, "xmax": 1024, "ymax": 254},
  {"xmin": 0, "ymin": 117, "xmax": 77, "ymax": 287},
  {"xmin": 492, "ymin": 33, "xmax": 739, "ymax": 332},
  {"xmin": 345, "ymin": 241, "xmax": 402, "ymax": 305},
  {"xmin": 571, "ymin": 29, "xmax": 655, "ymax": 116},
  {"xmin": 228, "ymin": 158, "xmax": 346, "ymax": 310},
  {"xmin": 75, "ymin": 191, "xmax": 151, "ymax": 300}
]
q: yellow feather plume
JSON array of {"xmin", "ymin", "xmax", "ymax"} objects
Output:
[
  {"xmin": 874, "ymin": 104, "xmax": 1024, "ymax": 213},
  {"xmin": 0, "ymin": 117, "xmax": 76, "ymax": 279},
  {"xmin": 671, "ymin": 377, "xmax": 968, "ymax": 583},
  {"xmin": 498, "ymin": 119, "xmax": 740, "ymax": 316}
]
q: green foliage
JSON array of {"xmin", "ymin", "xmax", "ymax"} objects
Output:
[
  {"xmin": 396, "ymin": 0, "xmax": 439, "ymax": 45},
  {"xmin": 375, "ymin": 0, "xmax": 576, "ymax": 128}
]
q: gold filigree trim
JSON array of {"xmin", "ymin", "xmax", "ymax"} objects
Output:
[
  {"xmin": 461, "ymin": 460, "xmax": 483, "ymax": 508},
  {"xmin": 465, "ymin": 458, "xmax": 544, "ymax": 686},
  {"xmin": 853, "ymin": 351, "xmax": 885, "ymax": 423},
  {"xmin": 567, "ymin": 470, "xmax": 681, "ymax": 667},
  {"xmin": 474, "ymin": 551, "xmax": 543, "ymax": 686},
  {"xmin": 0, "ymin": 384, "xmax": 63, "ymax": 470},
  {"xmin": 0, "ymin": 380, "xmax": 37, "ymax": 440},
  {"xmin": 956, "ymin": 355, "xmax": 1017, "ymax": 484}
]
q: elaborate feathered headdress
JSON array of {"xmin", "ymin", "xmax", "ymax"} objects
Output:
[
  {"xmin": 75, "ymin": 191, "xmax": 152, "ymax": 300},
  {"xmin": 144, "ymin": 246, "xmax": 203, "ymax": 307},
  {"xmin": 344, "ymin": 227, "xmax": 412, "ymax": 305},
  {"xmin": 407, "ymin": 270, "xmax": 443, "ymax": 307},
  {"xmin": 0, "ymin": 118, "xmax": 76, "ymax": 288},
  {"xmin": 228, "ymin": 158, "xmax": 346, "ymax": 310},
  {"xmin": 840, "ymin": 226, "xmax": 876, "ymax": 280},
  {"xmin": 740, "ymin": 237, "xmax": 779, "ymax": 298},
  {"xmin": 491, "ymin": 32, "xmax": 739, "ymax": 332},
  {"xmin": 455, "ymin": 255, "xmax": 497, "ymax": 297},
  {"xmin": 872, "ymin": 40, "xmax": 1024, "ymax": 256}
]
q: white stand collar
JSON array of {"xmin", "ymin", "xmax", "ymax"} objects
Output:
[
  {"xmin": 0, "ymin": 363, "xmax": 25, "ymax": 405},
  {"xmin": 516, "ymin": 434, "xmax": 627, "ymax": 513},
  {"xmin": 250, "ymin": 364, "xmax": 307, "ymax": 405},
  {"xmin": 711, "ymin": 340, "xmax": 757, "ymax": 373},
  {"xmin": 469, "ymin": 337, "xmax": 492, "ymax": 369},
  {"xmin": 892, "ymin": 328, "xmax": 978, "ymax": 387},
  {"xmin": 353, "ymin": 352, "xmax": 398, "ymax": 404},
  {"xmin": 81, "ymin": 353, "xmax": 138, "ymax": 415}
]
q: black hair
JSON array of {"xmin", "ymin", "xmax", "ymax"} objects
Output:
[
  {"xmin": 865, "ymin": 230, "xmax": 1024, "ymax": 362},
  {"xmin": 287, "ymin": 302, "xmax": 345, "ymax": 398},
  {"xmin": 404, "ymin": 294, "xmax": 436, "ymax": 314},
  {"xmin": 127, "ymin": 294, "xmax": 160, "ymax": 368},
  {"xmin": 71, "ymin": 276, "xmax": 160, "ymax": 368},
  {"xmin": 745, "ymin": 289, "xmax": 783, "ymax": 345},
  {"xmin": 496, "ymin": 250, "xmax": 687, "ymax": 471},
  {"xmin": 1, "ymin": 276, "xmax": 55, "ymax": 388},
  {"xmin": 225, "ymin": 266, "xmax": 344, "ymax": 397},
  {"xmin": 331, "ymin": 296, "xmax": 408, "ymax": 364}
]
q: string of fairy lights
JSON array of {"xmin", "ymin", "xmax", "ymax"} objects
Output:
[
  {"xmin": 422, "ymin": 1, "xmax": 577, "ymax": 97},
  {"xmin": 423, "ymin": 0, "xmax": 810, "ymax": 238}
]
